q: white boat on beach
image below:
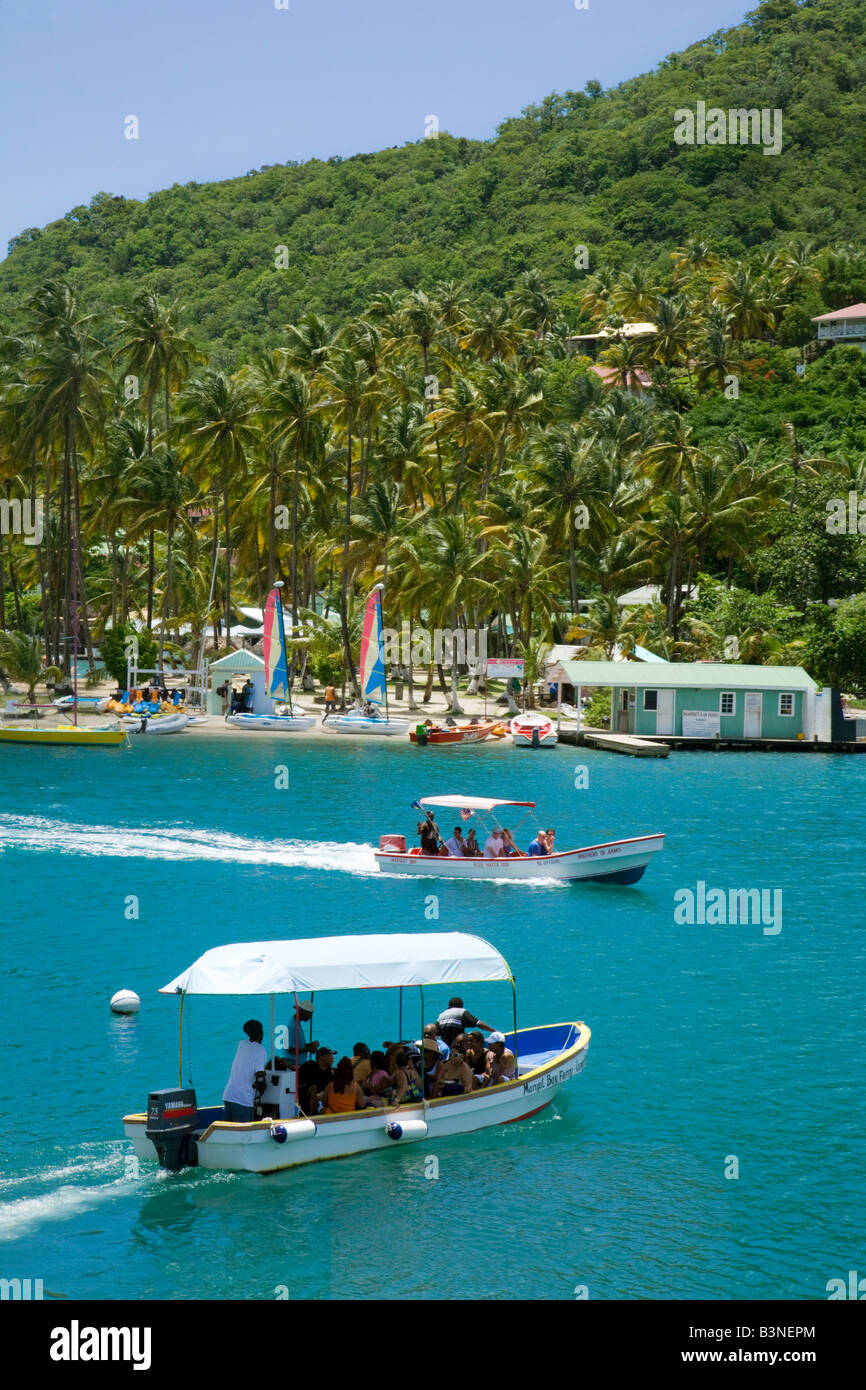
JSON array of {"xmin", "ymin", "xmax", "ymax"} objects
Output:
[
  {"xmin": 122, "ymin": 932, "xmax": 590, "ymax": 1174},
  {"xmin": 225, "ymin": 585, "xmax": 317, "ymax": 732},
  {"xmin": 324, "ymin": 585, "xmax": 408, "ymax": 735},
  {"xmin": 375, "ymin": 794, "xmax": 664, "ymax": 884},
  {"xmin": 121, "ymin": 711, "xmax": 190, "ymax": 735},
  {"xmin": 510, "ymin": 711, "xmax": 558, "ymax": 747}
]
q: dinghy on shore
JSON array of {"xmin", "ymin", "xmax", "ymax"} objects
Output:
[
  {"xmin": 225, "ymin": 585, "xmax": 316, "ymax": 732},
  {"xmin": 510, "ymin": 711, "xmax": 558, "ymax": 747},
  {"xmin": 325, "ymin": 585, "xmax": 408, "ymax": 735},
  {"xmin": 122, "ymin": 932, "xmax": 590, "ymax": 1174}
]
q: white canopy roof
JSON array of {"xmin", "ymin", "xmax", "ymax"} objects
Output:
[
  {"xmin": 420, "ymin": 795, "xmax": 534, "ymax": 812},
  {"xmin": 159, "ymin": 932, "xmax": 512, "ymax": 996}
]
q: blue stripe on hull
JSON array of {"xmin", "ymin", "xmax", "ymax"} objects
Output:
[{"xmin": 581, "ymin": 863, "xmax": 647, "ymax": 885}]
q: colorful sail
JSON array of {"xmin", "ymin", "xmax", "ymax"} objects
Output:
[
  {"xmin": 360, "ymin": 587, "xmax": 386, "ymax": 705},
  {"xmin": 263, "ymin": 588, "xmax": 290, "ymax": 702}
]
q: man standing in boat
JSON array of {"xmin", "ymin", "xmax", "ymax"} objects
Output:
[
  {"xmin": 437, "ymin": 997, "xmax": 496, "ymax": 1048},
  {"xmin": 222, "ymin": 1019, "xmax": 267, "ymax": 1122}
]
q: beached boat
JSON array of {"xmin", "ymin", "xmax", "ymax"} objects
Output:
[
  {"xmin": 52, "ymin": 694, "xmax": 104, "ymax": 711},
  {"xmin": 122, "ymin": 931, "xmax": 590, "ymax": 1174},
  {"xmin": 225, "ymin": 585, "xmax": 316, "ymax": 732},
  {"xmin": 121, "ymin": 711, "xmax": 190, "ymax": 735},
  {"xmin": 510, "ymin": 711, "xmax": 558, "ymax": 747},
  {"xmin": 0, "ymin": 722, "xmax": 126, "ymax": 747},
  {"xmin": 410, "ymin": 720, "xmax": 500, "ymax": 745},
  {"xmin": 325, "ymin": 585, "xmax": 409, "ymax": 736},
  {"xmin": 375, "ymin": 794, "xmax": 664, "ymax": 883}
]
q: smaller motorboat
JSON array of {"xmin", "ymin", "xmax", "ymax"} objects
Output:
[
  {"xmin": 510, "ymin": 711, "xmax": 558, "ymax": 747},
  {"xmin": 410, "ymin": 719, "xmax": 500, "ymax": 745},
  {"xmin": 121, "ymin": 711, "xmax": 190, "ymax": 735}
]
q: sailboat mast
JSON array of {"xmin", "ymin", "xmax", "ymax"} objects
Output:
[
  {"xmin": 379, "ymin": 585, "xmax": 389, "ymax": 723},
  {"xmin": 72, "ymin": 524, "xmax": 79, "ymax": 727},
  {"xmin": 273, "ymin": 582, "xmax": 292, "ymax": 714}
]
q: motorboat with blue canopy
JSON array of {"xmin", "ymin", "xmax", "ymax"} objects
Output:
[{"xmin": 123, "ymin": 931, "xmax": 590, "ymax": 1174}]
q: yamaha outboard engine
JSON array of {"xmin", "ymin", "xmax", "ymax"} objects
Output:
[
  {"xmin": 531, "ymin": 726, "xmax": 540, "ymax": 748},
  {"xmin": 145, "ymin": 1087, "xmax": 198, "ymax": 1171}
]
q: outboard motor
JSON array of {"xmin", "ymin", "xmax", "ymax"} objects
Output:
[
  {"xmin": 531, "ymin": 726, "xmax": 540, "ymax": 748},
  {"xmin": 145, "ymin": 1087, "xmax": 198, "ymax": 1171}
]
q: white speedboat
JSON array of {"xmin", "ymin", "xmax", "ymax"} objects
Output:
[
  {"xmin": 121, "ymin": 711, "xmax": 190, "ymax": 735},
  {"xmin": 375, "ymin": 794, "xmax": 664, "ymax": 884},
  {"xmin": 122, "ymin": 931, "xmax": 590, "ymax": 1174},
  {"xmin": 510, "ymin": 711, "xmax": 557, "ymax": 747}
]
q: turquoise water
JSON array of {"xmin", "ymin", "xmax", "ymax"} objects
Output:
[{"xmin": 0, "ymin": 736, "xmax": 863, "ymax": 1301}]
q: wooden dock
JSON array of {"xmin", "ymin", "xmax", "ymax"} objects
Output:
[{"xmin": 556, "ymin": 727, "xmax": 669, "ymax": 757}]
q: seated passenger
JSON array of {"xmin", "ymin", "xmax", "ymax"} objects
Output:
[
  {"xmin": 415, "ymin": 1022, "xmax": 448, "ymax": 1061},
  {"xmin": 297, "ymin": 1046, "xmax": 335, "ymax": 1115},
  {"xmin": 501, "ymin": 828, "xmax": 523, "ymax": 857},
  {"xmin": 464, "ymin": 1031, "xmax": 489, "ymax": 1088},
  {"xmin": 419, "ymin": 1037, "xmax": 442, "ymax": 1097},
  {"xmin": 444, "ymin": 826, "xmax": 465, "ymax": 857},
  {"xmin": 485, "ymin": 1032, "xmax": 516, "ymax": 1085},
  {"xmin": 322, "ymin": 1056, "xmax": 367, "ymax": 1114},
  {"xmin": 483, "ymin": 829, "xmax": 505, "ymax": 858},
  {"xmin": 351, "ymin": 1042, "xmax": 371, "ymax": 1084},
  {"xmin": 432, "ymin": 1041, "xmax": 474, "ymax": 1098},
  {"xmin": 391, "ymin": 1050, "xmax": 423, "ymax": 1105},
  {"xmin": 463, "ymin": 829, "xmax": 481, "ymax": 857},
  {"xmin": 527, "ymin": 830, "xmax": 548, "ymax": 857},
  {"xmin": 545, "ymin": 827, "xmax": 556, "ymax": 854},
  {"xmin": 364, "ymin": 1050, "xmax": 393, "ymax": 1107}
]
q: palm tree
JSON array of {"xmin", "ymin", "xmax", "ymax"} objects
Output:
[
  {"xmin": 0, "ymin": 628, "xmax": 62, "ymax": 712},
  {"xmin": 177, "ymin": 369, "xmax": 257, "ymax": 641}
]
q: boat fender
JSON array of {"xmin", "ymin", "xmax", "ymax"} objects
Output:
[
  {"xmin": 386, "ymin": 1119, "xmax": 428, "ymax": 1142},
  {"xmin": 270, "ymin": 1119, "xmax": 317, "ymax": 1143},
  {"xmin": 531, "ymin": 727, "xmax": 540, "ymax": 748}
]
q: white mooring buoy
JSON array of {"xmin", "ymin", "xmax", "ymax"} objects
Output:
[{"xmin": 110, "ymin": 989, "xmax": 140, "ymax": 1014}]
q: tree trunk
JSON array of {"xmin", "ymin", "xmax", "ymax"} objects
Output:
[{"xmin": 340, "ymin": 413, "xmax": 359, "ymax": 695}]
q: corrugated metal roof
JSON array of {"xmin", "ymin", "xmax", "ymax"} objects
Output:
[{"xmin": 548, "ymin": 660, "xmax": 817, "ymax": 691}]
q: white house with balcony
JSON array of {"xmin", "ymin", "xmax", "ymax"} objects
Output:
[{"xmin": 812, "ymin": 303, "xmax": 866, "ymax": 350}]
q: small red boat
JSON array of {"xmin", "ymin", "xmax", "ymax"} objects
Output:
[{"xmin": 409, "ymin": 720, "xmax": 501, "ymax": 745}]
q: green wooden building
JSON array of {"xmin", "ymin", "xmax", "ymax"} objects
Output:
[{"xmin": 547, "ymin": 660, "xmax": 819, "ymax": 741}]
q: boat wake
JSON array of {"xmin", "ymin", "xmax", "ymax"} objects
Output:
[{"xmin": 0, "ymin": 813, "xmax": 378, "ymax": 877}]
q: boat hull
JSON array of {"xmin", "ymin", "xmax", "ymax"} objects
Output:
[
  {"xmin": 375, "ymin": 833, "xmax": 664, "ymax": 882},
  {"xmin": 122, "ymin": 712, "xmax": 190, "ymax": 735},
  {"xmin": 224, "ymin": 713, "xmax": 316, "ymax": 732},
  {"xmin": 409, "ymin": 722, "xmax": 498, "ymax": 745},
  {"xmin": 326, "ymin": 715, "xmax": 409, "ymax": 735},
  {"xmin": 510, "ymin": 714, "xmax": 558, "ymax": 747},
  {"xmin": 123, "ymin": 1023, "xmax": 589, "ymax": 1174},
  {"xmin": 0, "ymin": 723, "xmax": 126, "ymax": 747}
]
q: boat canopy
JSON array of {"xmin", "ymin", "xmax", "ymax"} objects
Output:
[
  {"xmin": 159, "ymin": 932, "xmax": 512, "ymax": 996},
  {"xmin": 419, "ymin": 795, "xmax": 535, "ymax": 812}
]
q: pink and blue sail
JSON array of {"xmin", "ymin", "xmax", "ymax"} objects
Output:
[
  {"xmin": 263, "ymin": 587, "xmax": 291, "ymax": 702},
  {"xmin": 360, "ymin": 587, "xmax": 387, "ymax": 706}
]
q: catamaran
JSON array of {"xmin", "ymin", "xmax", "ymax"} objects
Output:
[
  {"xmin": 375, "ymin": 794, "xmax": 664, "ymax": 883},
  {"xmin": 326, "ymin": 585, "xmax": 408, "ymax": 735},
  {"xmin": 122, "ymin": 931, "xmax": 590, "ymax": 1175},
  {"xmin": 225, "ymin": 584, "xmax": 315, "ymax": 732}
]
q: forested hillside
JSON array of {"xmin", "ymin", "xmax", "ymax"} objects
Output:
[{"xmin": 1, "ymin": 0, "xmax": 864, "ymax": 361}]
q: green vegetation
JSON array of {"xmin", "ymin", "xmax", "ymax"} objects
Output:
[
  {"xmin": 2, "ymin": 0, "xmax": 866, "ymax": 702},
  {"xmin": 1, "ymin": 0, "xmax": 864, "ymax": 361}
]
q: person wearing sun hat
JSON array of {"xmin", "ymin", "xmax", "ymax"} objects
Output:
[
  {"xmin": 275, "ymin": 998, "xmax": 318, "ymax": 1065},
  {"xmin": 485, "ymin": 1031, "xmax": 516, "ymax": 1086}
]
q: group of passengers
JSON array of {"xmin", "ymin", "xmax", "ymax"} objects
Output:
[
  {"xmin": 105, "ymin": 686, "xmax": 186, "ymax": 715},
  {"xmin": 417, "ymin": 809, "xmax": 556, "ymax": 859},
  {"xmin": 293, "ymin": 996, "xmax": 517, "ymax": 1117}
]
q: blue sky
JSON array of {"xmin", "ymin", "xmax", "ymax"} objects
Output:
[{"xmin": 0, "ymin": 0, "xmax": 752, "ymax": 257}]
